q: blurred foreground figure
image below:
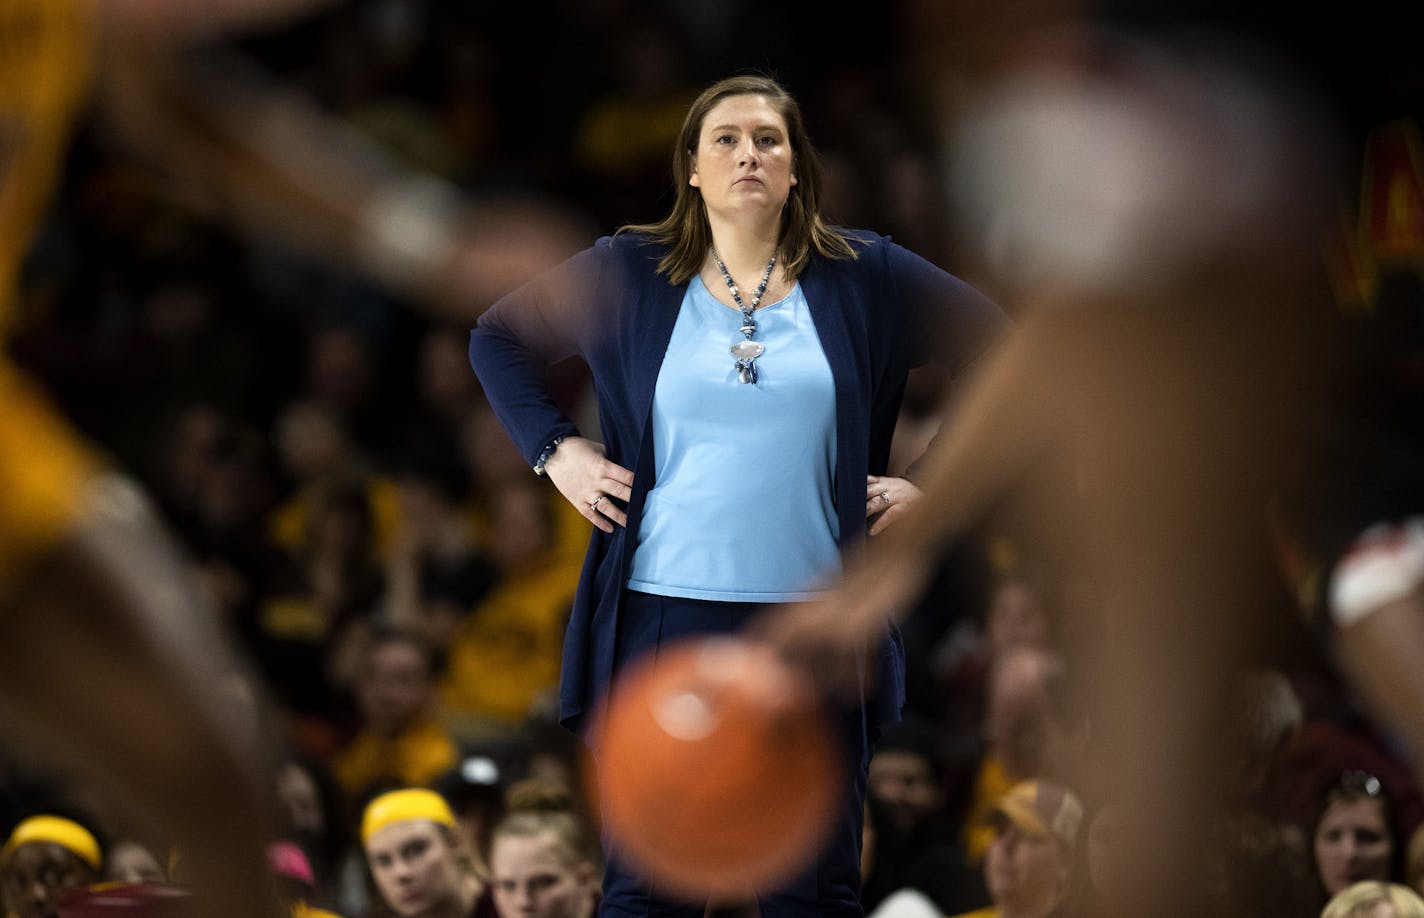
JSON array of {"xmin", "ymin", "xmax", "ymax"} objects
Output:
[
  {"xmin": 759, "ymin": 28, "xmax": 1347, "ymax": 917},
  {"xmin": 1, "ymin": 2, "xmax": 582, "ymax": 917}
]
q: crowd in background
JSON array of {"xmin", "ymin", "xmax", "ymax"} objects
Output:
[{"xmin": 3, "ymin": 0, "xmax": 1424, "ymax": 916}]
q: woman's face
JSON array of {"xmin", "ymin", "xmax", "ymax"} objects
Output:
[
  {"xmin": 689, "ymin": 94, "xmax": 797, "ymax": 224},
  {"xmin": 357, "ymin": 640, "xmax": 431, "ymax": 735},
  {"xmin": 984, "ymin": 824, "xmax": 1069, "ymax": 916},
  {"xmin": 490, "ymin": 831, "xmax": 592, "ymax": 918},
  {"xmin": 366, "ymin": 821, "xmax": 466, "ymax": 917},
  {"xmin": 1315, "ymin": 796, "xmax": 1394, "ymax": 895},
  {"xmin": 276, "ymin": 762, "xmax": 325, "ymax": 838}
]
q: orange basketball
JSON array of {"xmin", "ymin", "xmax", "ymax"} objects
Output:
[{"xmin": 591, "ymin": 635, "xmax": 843, "ymax": 898}]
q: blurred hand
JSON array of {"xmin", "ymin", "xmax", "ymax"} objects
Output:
[
  {"xmin": 750, "ymin": 549, "xmax": 933, "ymax": 699},
  {"xmin": 543, "ymin": 436, "xmax": 634, "ymax": 534},
  {"xmin": 433, "ymin": 201, "xmax": 590, "ymax": 321},
  {"xmin": 866, "ymin": 475, "xmax": 923, "ymax": 536}
]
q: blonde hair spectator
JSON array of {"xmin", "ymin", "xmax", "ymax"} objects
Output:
[
  {"xmin": 488, "ymin": 780, "xmax": 599, "ymax": 918},
  {"xmin": 1322, "ymin": 881, "xmax": 1424, "ymax": 918}
]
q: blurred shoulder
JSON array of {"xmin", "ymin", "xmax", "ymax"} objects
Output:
[
  {"xmin": 600, "ymin": 232, "xmax": 674, "ymax": 282},
  {"xmin": 604, "ymin": 231, "xmax": 670, "ymax": 257}
]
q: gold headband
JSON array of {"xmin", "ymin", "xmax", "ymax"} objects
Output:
[
  {"xmin": 361, "ymin": 789, "xmax": 456, "ymax": 845},
  {"xmin": 2, "ymin": 816, "xmax": 102, "ymax": 870}
]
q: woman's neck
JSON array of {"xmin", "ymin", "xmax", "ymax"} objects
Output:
[{"xmin": 706, "ymin": 218, "xmax": 780, "ymax": 280}]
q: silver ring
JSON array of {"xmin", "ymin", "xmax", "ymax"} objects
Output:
[
  {"xmin": 880, "ymin": 491, "xmax": 892, "ymax": 506},
  {"xmin": 590, "ymin": 496, "xmax": 605, "ymax": 512}
]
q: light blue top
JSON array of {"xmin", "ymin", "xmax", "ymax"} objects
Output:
[{"xmin": 627, "ymin": 275, "xmax": 840, "ymax": 602}]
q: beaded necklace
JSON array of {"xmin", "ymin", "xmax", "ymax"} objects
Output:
[{"xmin": 711, "ymin": 249, "xmax": 777, "ymax": 384}]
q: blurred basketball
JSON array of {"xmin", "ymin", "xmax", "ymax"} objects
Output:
[
  {"xmin": 58, "ymin": 883, "xmax": 190, "ymax": 917},
  {"xmin": 591, "ymin": 635, "xmax": 843, "ymax": 898}
]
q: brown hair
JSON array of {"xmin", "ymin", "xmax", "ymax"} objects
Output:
[
  {"xmin": 617, "ymin": 73, "xmax": 856, "ymax": 284},
  {"xmin": 490, "ymin": 779, "xmax": 599, "ymax": 872}
]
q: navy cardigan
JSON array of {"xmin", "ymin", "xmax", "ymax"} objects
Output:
[{"xmin": 469, "ymin": 230, "xmax": 1007, "ymax": 735}]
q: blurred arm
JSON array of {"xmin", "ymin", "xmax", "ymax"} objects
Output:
[
  {"xmin": 92, "ymin": 32, "xmax": 587, "ymax": 321},
  {"xmin": 754, "ymin": 309, "xmax": 1057, "ymax": 680},
  {"xmin": 0, "ymin": 475, "xmax": 281, "ymax": 918}
]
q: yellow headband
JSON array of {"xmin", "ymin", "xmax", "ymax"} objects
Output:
[
  {"xmin": 2, "ymin": 816, "xmax": 102, "ymax": 870},
  {"xmin": 361, "ymin": 789, "xmax": 456, "ymax": 845}
]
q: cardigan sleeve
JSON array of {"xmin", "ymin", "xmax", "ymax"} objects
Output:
[
  {"xmin": 468, "ymin": 238, "xmax": 612, "ymax": 466},
  {"xmin": 880, "ymin": 239, "xmax": 1010, "ymax": 485},
  {"xmin": 883, "ymin": 239, "xmax": 1009, "ymax": 378}
]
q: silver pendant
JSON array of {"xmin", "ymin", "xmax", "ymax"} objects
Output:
[
  {"xmin": 730, "ymin": 340, "xmax": 764, "ymax": 385},
  {"xmin": 730, "ymin": 340, "xmax": 765, "ymax": 361}
]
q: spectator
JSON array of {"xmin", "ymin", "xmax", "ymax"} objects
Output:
[
  {"xmin": 863, "ymin": 716, "xmax": 985, "ymax": 914},
  {"xmin": 1, "ymin": 815, "xmax": 105, "ymax": 918},
  {"xmin": 439, "ymin": 482, "xmax": 579, "ymax": 738},
  {"xmin": 949, "ymin": 780, "xmax": 1082, "ymax": 918},
  {"xmin": 273, "ymin": 755, "xmax": 349, "ymax": 904},
  {"xmin": 330, "ymin": 628, "xmax": 458, "ymax": 803},
  {"xmin": 961, "ymin": 645, "xmax": 1068, "ymax": 864},
  {"xmin": 257, "ymin": 465, "xmax": 388, "ymax": 754},
  {"xmin": 1322, "ymin": 881, "xmax": 1424, "ymax": 918},
  {"xmin": 934, "ymin": 562, "xmax": 1054, "ymax": 822},
  {"xmin": 384, "ymin": 452, "xmax": 497, "ymax": 652},
  {"xmin": 1311, "ymin": 771, "xmax": 1403, "ymax": 905},
  {"xmin": 267, "ymin": 398, "xmax": 400, "ymax": 562},
  {"xmin": 870, "ymin": 716, "xmax": 950, "ymax": 840},
  {"xmin": 360, "ymin": 788, "xmax": 495, "ymax": 918},
  {"xmin": 487, "ymin": 780, "xmax": 598, "ymax": 918},
  {"xmin": 863, "ymin": 793, "xmax": 986, "ymax": 918}
]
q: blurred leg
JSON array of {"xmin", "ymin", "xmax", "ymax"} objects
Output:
[{"xmin": 0, "ymin": 474, "xmax": 280, "ymax": 918}]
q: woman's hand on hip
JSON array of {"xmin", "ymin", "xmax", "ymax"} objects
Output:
[
  {"xmin": 866, "ymin": 475, "xmax": 922, "ymax": 536},
  {"xmin": 544, "ymin": 436, "xmax": 634, "ymax": 533}
]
